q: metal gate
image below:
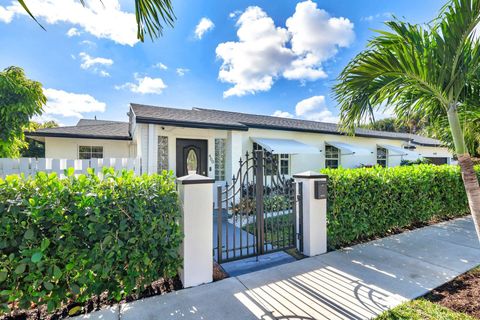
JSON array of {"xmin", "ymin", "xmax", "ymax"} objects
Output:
[{"xmin": 215, "ymin": 150, "xmax": 301, "ymax": 263}]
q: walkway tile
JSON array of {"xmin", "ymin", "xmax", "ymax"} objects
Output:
[
  {"xmin": 75, "ymin": 216, "xmax": 480, "ymax": 320},
  {"xmin": 120, "ymin": 277, "xmax": 258, "ymax": 320}
]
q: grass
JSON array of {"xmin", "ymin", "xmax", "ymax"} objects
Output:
[{"xmin": 376, "ymin": 299, "xmax": 475, "ymax": 320}]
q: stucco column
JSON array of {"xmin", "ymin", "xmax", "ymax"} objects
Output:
[
  {"xmin": 227, "ymin": 131, "xmax": 243, "ymax": 180},
  {"xmin": 177, "ymin": 173, "xmax": 214, "ymax": 288},
  {"xmin": 147, "ymin": 124, "xmax": 157, "ymax": 174},
  {"xmin": 293, "ymin": 171, "xmax": 328, "ymax": 256}
]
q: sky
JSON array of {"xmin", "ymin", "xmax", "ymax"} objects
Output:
[{"xmin": 0, "ymin": 0, "xmax": 446, "ymax": 126}]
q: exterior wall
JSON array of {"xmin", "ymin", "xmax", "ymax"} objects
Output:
[
  {"xmin": 136, "ymin": 124, "xmax": 454, "ymax": 181},
  {"xmin": 140, "ymin": 124, "xmax": 229, "ymax": 179},
  {"xmin": 44, "ymin": 137, "xmax": 134, "ymax": 159}
]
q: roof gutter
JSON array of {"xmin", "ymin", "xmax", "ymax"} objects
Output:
[
  {"xmin": 135, "ymin": 116, "xmax": 249, "ymax": 131},
  {"xmin": 25, "ymin": 131, "xmax": 132, "ymax": 141}
]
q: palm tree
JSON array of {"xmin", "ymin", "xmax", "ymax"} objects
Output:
[
  {"xmin": 17, "ymin": 0, "xmax": 175, "ymax": 42},
  {"xmin": 334, "ymin": 0, "xmax": 480, "ymax": 241}
]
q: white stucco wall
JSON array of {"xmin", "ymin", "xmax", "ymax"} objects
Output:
[
  {"xmin": 44, "ymin": 137, "xmax": 134, "ymax": 159},
  {"xmin": 134, "ymin": 124, "xmax": 454, "ymax": 180}
]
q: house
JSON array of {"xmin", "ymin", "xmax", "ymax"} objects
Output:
[{"xmin": 26, "ymin": 103, "xmax": 453, "ymax": 183}]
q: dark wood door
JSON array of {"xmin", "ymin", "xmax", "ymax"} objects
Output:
[{"xmin": 176, "ymin": 139, "xmax": 208, "ymax": 177}]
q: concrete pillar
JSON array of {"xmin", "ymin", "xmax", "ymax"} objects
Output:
[
  {"xmin": 177, "ymin": 173, "xmax": 214, "ymax": 288},
  {"xmin": 147, "ymin": 124, "xmax": 157, "ymax": 174},
  {"xmin": 227, "ymin": 131, "xmax": 243, "ymax": 181},
  {"xmin": 293, "ymin": 171, "xmax": 328, "ymax": 257}
]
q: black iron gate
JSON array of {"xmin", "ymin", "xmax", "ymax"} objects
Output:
[{"xmin": 215, "ymin": 150, "xmax": 301, "ymax": 263}]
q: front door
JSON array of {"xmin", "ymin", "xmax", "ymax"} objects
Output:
[{"xmin": 176, "ymin": 139, "xmax": 208, "ymax": 177}]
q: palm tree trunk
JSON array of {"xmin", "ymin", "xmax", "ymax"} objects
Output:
[
  {"xmin": 447, "ymin": 105, "xmax": 480, "ymax": 241},
  {"xmin": 457, "ymin": 154, "xmax": 480, "ymax": 240}
]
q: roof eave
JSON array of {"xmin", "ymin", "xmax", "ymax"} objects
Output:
[
  {"xmin": 135, "ymin": 116, "xmax": 249, "ymax": 131},
  {"xmin": 25, "ymin": 131, "xmax": 132, "ymax": 141}
]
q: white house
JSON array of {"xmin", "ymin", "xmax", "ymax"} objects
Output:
[{"xmin": 27, "ymin": 104, "xmax": 453, "ymax": 183}]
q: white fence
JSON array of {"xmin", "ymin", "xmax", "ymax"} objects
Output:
[{"xmin": 0, "ymin": 158, "xmax": 142, "ymax": 178}]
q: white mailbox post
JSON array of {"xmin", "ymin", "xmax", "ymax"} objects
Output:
[{"xmin": 293, "ymin": 171, "xmax": 328, "ymax": 257}]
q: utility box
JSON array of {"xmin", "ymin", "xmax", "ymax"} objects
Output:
[{"xmin": 314, "ymin": 180, "xmax": 328, "ymax": 200}]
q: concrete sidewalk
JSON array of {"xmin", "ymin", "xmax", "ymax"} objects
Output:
[{"xmin": 75, "ymin": 217, "xmax": 480, "ymax": 320}]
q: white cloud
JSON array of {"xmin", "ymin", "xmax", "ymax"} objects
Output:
[
  {"xmin": 361, "ymin": 12, "xmax": 392, "ymax": 22},
  {"xmin": 79, "ymin": 52, "xmax": 113, "ymax": 69},
  {"xmin": 194, "ymin": 17, "xmax": 214, "ymax": 39},
  {"xmin": 66, "ymin": 27, "xmax": 80, "ymax": 37},
  {"xmin": 0, "ymin": 0, "xmax": 138, "ymax": 46},
  {"xmin": 272, "ymin": 110, "xmax": 294, "ymax": 118},
  {"xmin": 115, "ymin": 74, "xmax": 167, "ymax": 94},
  {"xmin": 216, "ymin": 6, "xmax": 294, "ymax": 97},
  {"xmin": 43, "ymin": 88, "xmax": 106, "ymax": 118},
  {"xmin": 154, "ymin": 62, "xmax": 168, "ymax": 70},
  {"xmin": 176, "ymin": 68, "xmax": 190, "ymax": 76},
  {"xmin": 98, "ymin": 70, "xmax": 110, "ymax": 77},
  {"xmin": 78, "ymin": 52, "xmax": 113, "ymax": 76},
  {"xmin": 295, "ymin": 95, "xmax": 339, "ymax": 123},
  {"xmin": 229, "ymin": 10, "xmax": 242, "ymax": 19},
  {"xmin": 295, "ymin": 95, "xmax": 326, "ymax": 116},
  {"xmin": 216, "ymin": 1, "xmax": 354, "ymax": 97},
  {"xmin": 274, "ymin": 95, "xmax": 339, "ymax": 123},
  {"xmin": 0, "ymin": 6, "xmax": 14, "ymax": 23}
]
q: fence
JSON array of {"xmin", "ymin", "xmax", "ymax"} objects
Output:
[{"xmin": 0, "ymin": 158, "xmax": 142, "ymax": 178}]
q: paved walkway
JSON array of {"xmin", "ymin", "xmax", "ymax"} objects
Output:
[{"xmin": 75, "ymin": 217, "xmax": 480, "ymax": 320}]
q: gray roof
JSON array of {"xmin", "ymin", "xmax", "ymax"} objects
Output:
[
  {"xmin": 131, "ymin": 103, "xmax": 442, "ymax": 146},
  {"xmin": 26, "ymin": 119, "xmax": 131, "ymax": 140}
]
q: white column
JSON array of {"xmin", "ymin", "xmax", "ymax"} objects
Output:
[
  {"xmin": 293, "ymin": 171, "xmax": 328, "ymax": 256},
  {"xmin": 177, "ymin": 173, "xmax": 214, "ymax": 288},
  {"xmin": 147, "ymin": 124, "xmax": 157, "ymax": 174},
  {"xmin": 227, "ymin": 131, "xmax": 243, "ymax": 180}
]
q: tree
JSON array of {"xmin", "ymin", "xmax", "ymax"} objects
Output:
[
  {"xmin": 334, "ymin": 0, "xmax": 480, "ymax": 241},
  {"xmin": 21, "ymin": 120, "xmax": 59, "ymax": 158},
  {"xmin": 0, "ymin": 66, "xmax": 46, "ymax": 158},
  {"xmin": 17, "ymin": 0, "xmax": 175, "ymax": 42}
]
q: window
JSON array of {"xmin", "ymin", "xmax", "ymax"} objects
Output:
[
  {"xmin": 157, "ymin": 136, "xmax": 168, "ymax": 173},
  {"xmin": 79, "ymin": 146, "xmax": 103, "ymax": 159},
  {"xmin": 214, "ymin": 138, "xmax": 226, "ymax": 180},
  {"xmin": 377, "ymin": 147, "xmax": 388, "ymax": 167},
  {"xmin": 325, "ymin": 145, "xmax": 339, "ymax": 168},
  {"xmin": 252, "ymin": 142, "xmax": 290, "ymax": 175},
  {"xmin": 279, "ymin": 154, "xmax": 290, "ymax": 175}
]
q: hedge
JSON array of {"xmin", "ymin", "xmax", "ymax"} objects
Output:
[
  {"xmin": 0, "ymin": 168, "xmax": 182, "ymax": 314},
  {"xmin": 321, "ymin": 164, "xmax": 474, "ymax": 249}
]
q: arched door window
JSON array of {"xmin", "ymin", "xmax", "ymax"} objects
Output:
[{"xmin": 186, "ymin": 148, "xmax": 198, "ymax": 173}]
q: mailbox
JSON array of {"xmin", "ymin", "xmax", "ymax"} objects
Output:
[{"xmin": 314, "ymin": 180, "xmax": 328, "ymax": 199}]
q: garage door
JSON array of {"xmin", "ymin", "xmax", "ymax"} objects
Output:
[{"xmin": 425, "ymin": 157, "xmax": 448, "ymax": 165}]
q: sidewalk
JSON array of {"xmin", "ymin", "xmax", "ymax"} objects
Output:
[{"xmin": 75, "ymin": 216, "xmax": 480, "ymax": 320}]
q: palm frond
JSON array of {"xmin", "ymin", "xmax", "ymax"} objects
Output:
[{"xmin": 17, "ymin": 0, "xmax": 175, "ymax": 42}]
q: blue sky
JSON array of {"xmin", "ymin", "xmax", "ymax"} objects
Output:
[{"xmin": 0, "ymin": 0, "xmax": 444, "ymax": 126}]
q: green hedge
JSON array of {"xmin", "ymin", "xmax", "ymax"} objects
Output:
[
  {"xmin": 0, "ymin": 168, "xmax": 182, "ymax": 314},
  {"xmin": 321, "ymin": 164, "xmax": 473, "ymax": 249}
]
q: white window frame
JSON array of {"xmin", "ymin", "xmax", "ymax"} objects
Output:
[
  {"xmin": 325, "ymin": 144, "xmax": 340, "ymax": 168},
  {"xmin": 376, "ymin": 147, "xmax": 388, "ymax": 167},
  {"xmin": 78, "ymin": 145, "xmax": 103, "ymax": 159}
]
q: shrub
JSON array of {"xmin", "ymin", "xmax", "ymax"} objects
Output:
[
  {"xmin": 0, "ymin": 168, "xmax": 182, "ymax": 314},
  {"xmin": 321, "ymin": 164, "xmax": 474, "ymax": 249}
]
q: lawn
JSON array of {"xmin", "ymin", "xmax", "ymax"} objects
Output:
[
  {"xmin": 376, "ymin": 299, "xmax": 475, "ymax": 320},
  {"xmin": 377, "ymin": 267, "xmax": 480, "ymax": 320}
]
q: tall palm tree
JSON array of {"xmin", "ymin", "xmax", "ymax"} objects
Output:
[
  {"xmin": 334, "ymin": 0, "xmax": 480, "ymax": 241},
  {"xmin": 17, "ymin": 0, "xmax": 175, "ymax": 42}
]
